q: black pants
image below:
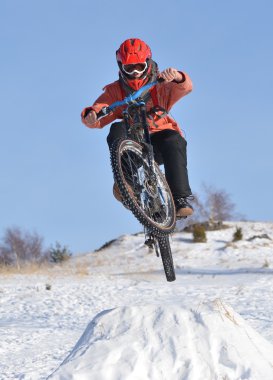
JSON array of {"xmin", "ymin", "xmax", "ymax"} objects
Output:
[{"xmin": 107, "ymin": 122, "xmax": 192, "ymax": 199}]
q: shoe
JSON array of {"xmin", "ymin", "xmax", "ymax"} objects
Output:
[
  {"xmin": 174, "ymin": 196, "xmax": 194, "ymax": 218},
  {"xmin": 113, "ymin": 182, "xmax": 122, "ymax": 203},
  {"xmin": 113, "ymin": 183, "xmax": 130, "ymax": 209}
]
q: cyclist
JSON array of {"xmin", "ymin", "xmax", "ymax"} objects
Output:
[{"xmin": 81, "ymin": 38, "xmax": 194, "ymax": 218}]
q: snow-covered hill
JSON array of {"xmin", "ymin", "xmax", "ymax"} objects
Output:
[
  {"xmin": 85, "ymin": 221, "xmax": 273, "ymax": 276},
  {"xmin": 1, "ymin": 221, "xmax": 273, "ymax": 380},
  {"xmin": 49, "ymin": 302, "xmax": 273, "ymax": 380}
]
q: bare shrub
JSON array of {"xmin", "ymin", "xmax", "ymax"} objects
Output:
[
  {"xmin": 193, "ymin": 224, "xmax": 207, "ymax": 243},
  {"xmin": 232, "ymin": 226, "xmax": 243, "ymax": 242},
  {"xmin": 75, "ymin": 261, "xmax": 89, "ymax": 276},
  {"xmin": 0, "ymin": 227, "xmax": 49, "ymax": 269}
]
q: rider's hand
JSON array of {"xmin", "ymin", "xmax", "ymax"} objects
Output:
[
  {"xmin": 82, "ymin": 109, "xmax": 97, "ymax": 125},
  {"xmin": 158, "ymin": 68, "xmax": 183, "ymax": 83}
]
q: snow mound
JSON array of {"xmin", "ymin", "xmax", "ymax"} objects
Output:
[{"xmin": 48, "ymin": 301, "xmax": 273, "ymax": 380}]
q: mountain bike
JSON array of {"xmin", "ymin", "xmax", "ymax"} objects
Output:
[{"xmin": 97, "ymin": 80, "xmax": 177, "ymax": 281}]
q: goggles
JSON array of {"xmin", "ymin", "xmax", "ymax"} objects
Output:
[{"xmin": 122, "ymin": 62, "xmax": 147, "ymax": 75}]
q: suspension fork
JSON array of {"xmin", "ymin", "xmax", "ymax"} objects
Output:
[
  {"xmin": 121, "ymin": 110, "xmax": 142, "ymax": 194},
  {"xmin": 122, "ymin": 110, "xmax": 131, "ymax": 136},
  {"xmin": 139, "ymin": 104, "xmax": 157, "ymax": 182}
]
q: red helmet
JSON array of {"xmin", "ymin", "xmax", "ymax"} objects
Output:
[
  {"xmin": 116, "ymin": 38, "xmax": 153, "ymax": 90},
  {"xmin": 116, "ymin": 38, "xmax": 152, "ymax": 65}
]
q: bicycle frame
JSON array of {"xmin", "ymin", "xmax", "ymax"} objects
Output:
[
  {"xmin": 97, "ymin": 81, "xmax": 160, "ymax": 191},
  {"xmin": 122, "ymin": 100, "xmax": 157, "ymax": 179}
]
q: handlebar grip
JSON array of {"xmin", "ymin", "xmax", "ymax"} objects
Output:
[
  {"xmin": 157, "ymin": 77, "xmax": 165, "ymax": 83},
  {"xmin": 82, "ymin": 107, "xmax": 93, "ymax": 118}
]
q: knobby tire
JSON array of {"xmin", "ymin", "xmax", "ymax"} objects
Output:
[{"xmin": 157, "ymin": 235, "xmax": 176, "ymax": 282}]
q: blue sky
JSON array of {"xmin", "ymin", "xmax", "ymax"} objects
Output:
[{"xmin": 1, "ymin": 0, "xmax": 273, "ymax": 253}]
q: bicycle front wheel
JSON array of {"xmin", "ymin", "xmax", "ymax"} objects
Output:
[{"xmin": 110, "ymin": 138, "xmax": 176, "ymax": 236}]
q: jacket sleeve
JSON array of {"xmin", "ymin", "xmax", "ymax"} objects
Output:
[
  {"xmin": 159, "ymin": 71, "xmax": 193, "ymax": 111},
  {"xmin": 81, "ymin": 84, "xmax": 119, "ymax": 129}
]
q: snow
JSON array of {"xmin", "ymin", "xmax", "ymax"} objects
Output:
[
  {"xmin": 1, "ymin": 221, "xmax": 273, "ymax": 379},
  {"xmin": 49, "ymin": 302, "xmax": 273, "ymax": 380}
]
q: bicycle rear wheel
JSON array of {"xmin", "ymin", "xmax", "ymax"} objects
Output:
[
  {"xmin": 110, "ymin": 138, "xmax": 176, "ymax": 236},
  {"xmin": 156, "ymin": 235, "xmax": 176, "ymax": 282}
]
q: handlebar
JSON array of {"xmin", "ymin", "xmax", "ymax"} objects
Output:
[{"xmin": 96, "ymin": 79, "xmax": 162, "ymax": 119}]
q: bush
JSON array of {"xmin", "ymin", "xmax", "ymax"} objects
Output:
[
  {"xmin": 193, "ymin": 224, "xmax": 207, "ymax": 243},
  {"xmin": 0, "ymin": 227, "xmax": 49, "ymax": 269},
  {"xmin": 233, "ymin": 226, "xmax": 243, "ymax": 242},
  {"xmin": 49, "ymin": 242, "xmax": 72, "ymax": 263}
]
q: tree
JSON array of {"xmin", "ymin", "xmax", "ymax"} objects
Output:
[
  {"xmin": 202, "ymin": 184, "xmax": 236, "ymax": 224},
  {"xmin": 0, "ymin": 227, "xmax": 48, "ymax": 268},
  {"xmin": 176, "ymin": 183, "xmax": 241, "ymax": 231},
  {"xmin": 49, "ymin": 242, "xmax": 72, "ymax": 263}
]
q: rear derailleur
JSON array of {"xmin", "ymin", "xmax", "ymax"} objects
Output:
[{"xmin": 144, "ymin": 230, "xmax": 160, "ymax": 257}]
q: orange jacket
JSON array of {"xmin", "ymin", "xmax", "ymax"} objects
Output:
[{"xmin": 81, "ymin": 71, "xmax": 192, "ymax": 136}]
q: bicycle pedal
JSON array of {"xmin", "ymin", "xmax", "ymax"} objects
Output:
[{"xmin": 176, "ymin": 216, "xmax": 188, "ymax": 220}]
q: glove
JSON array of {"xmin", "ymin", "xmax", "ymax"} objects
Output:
[
  {"xmin": 158, "ymin": 68, "xmax": 183, "ymax": 82},
  {"xmin": 81, "ymin": 108, "xmax": 97, "ymax": 125}
]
